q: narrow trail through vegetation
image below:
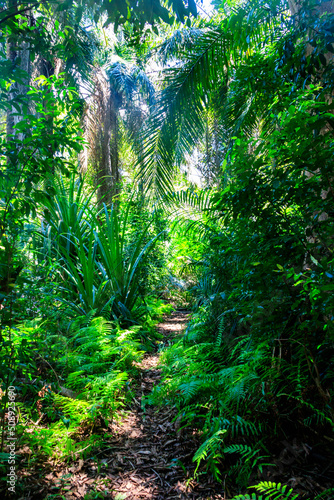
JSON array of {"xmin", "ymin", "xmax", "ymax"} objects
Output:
[
  {"xmin": 97, "ymin": 311, "xmax": 223, "ymax": 500},
  {"xmin": 32, "ymin": 311, "xmax": 224, "ymax": 499},
  {"xmin": 3, "ymin": 2, "xmax": 334, "ymax": 499}
]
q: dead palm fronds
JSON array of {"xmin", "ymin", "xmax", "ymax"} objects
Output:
[{"xmin": 82, "ymin": 67, "xmax": 113, "ymax": 204}]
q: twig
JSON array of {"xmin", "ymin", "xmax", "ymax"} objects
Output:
[{"xmin": 151, "ymin": 467, "xmax": 163, "ymax": 486}]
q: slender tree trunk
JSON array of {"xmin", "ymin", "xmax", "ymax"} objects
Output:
[
  {"xmin": 288, "ymin": 0, "xmax": 334, "ymax": 268},
  {"xmin": 110, "ymin": 91, "xmax": 120, "ymax": 201},
  {"xmin": 5, "ymin": 0, "xmax": 31, "ymax": 207},
  {"xmin": 6, "ymin": 0, "xmax": 17, "ymax": 139},
  {"xmin": 88, "ymin": 70, "xmax": 112, "ymax": 205},
  {"xmin": 6, "ymin": 0, "xmax": 31, "ymax": 140}
]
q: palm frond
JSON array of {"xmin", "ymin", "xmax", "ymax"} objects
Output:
[
  {"xmin": 138, "ymin": 0, "xmax": 290, "ymax": 196},
  {"xmin": 138, "ymin": 24, "xmax": 229, "ymax": 196}
]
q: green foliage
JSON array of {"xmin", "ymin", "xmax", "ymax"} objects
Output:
[
  {"xmin": 251, "ymin": 483, "xmax": 299, "ymax": 500},
  {"xmin": 138, "ymin": 0, "xmax": 287, "ymax": 196},
  {"xmin": 0, "ymin": 0, "xmax": 196, "ymax": 40},
  {"xmin": 2, "ymin": 0, "xmax": 334, "ymax": 497},
  {"xmin": 121, "ymin": 194, "xmax": 171, "ymax": 297},
  {"xmin": 0, "ymin": 75, "xmax": 83, "ymax": 238},
  {"xmin": 40, "ymin": 175, "xmax": 96, "ymax": 263},
  {"xmin": 231, "ymin": 482, "xmax": 334, "ymax": 500},
  {"xmin": 36, "ymin": 177, "xmax": 164, "ymax": 323},
  {"xmin": 231, "ymin": 481, "xmax": 298, "ymax": 500},
  {"xmin": 1, "ymin": 314, "xmax": 141, "ymax": 461},
  {"xmin": 0, "ymin": 286, "xmax": 171, "ymax": 465},
  {"xmin": 93, "ymin": 202, "xmax": 161, "ymax": 320},
  {"xmin": 147, "ymin": 2, "xmax": 334, "ymax": 492}
]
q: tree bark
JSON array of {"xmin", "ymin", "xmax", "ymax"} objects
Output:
[
  {"xmin": 89, "ymin": 69, "xmax": 112, "ymax": 205},
  {"xmin": 110, "ymin": 90, "xmax": 120, "ymax": 201},
  {"xmin": 6, "ymin": 0, "xmax": 31, "ymax": 140}
]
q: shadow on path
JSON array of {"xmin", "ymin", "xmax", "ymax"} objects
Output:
[
  {"xmin": 21, "ymin": 312, "xmax": 224, "ymax": 499},
  {"xmin": 96, "ymin": 311, "xmax": 224, "ymax": 499}
]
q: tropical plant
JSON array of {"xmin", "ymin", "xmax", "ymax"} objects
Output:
[
  {"xmin": 82, "ymin": 57, "xmax": 155, "ymax": 203},
  {"xmin": 37, "ymin": 176, "xmax": 164, "ymax": 321},
  {"xmin": 0, "ymin": 0, "xmax": 196, "ymax": 38},
  {"xmin": 93, "ymin": 202, "xmax": 163, "ymax": 321},
  {"xmin": 232, "ymin": 482, "xmax": 334, "ymax": 500},
  {"xmin": 2, "ymin": 0, "xmax": 334, "ymax": 496},
  {"xmin": 138, "ymin": 0, "xmax": 334, "ymax": 195}
]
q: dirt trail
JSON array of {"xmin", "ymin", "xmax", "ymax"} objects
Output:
[
  {"xmin": 23, "ymin": 311, "xmax": 334, "ymax": 499},
  {"xmin": 22, "ymin": 312, "xmax": 224, "ymax": 499},
  {"xmin": 98, "ymin": 310, "xmax": 223, "ymax": 500}
]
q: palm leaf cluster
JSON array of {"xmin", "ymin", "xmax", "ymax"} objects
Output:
[
  {"xmin": 138, "ymin": 0, "xmax": 291, "ymax": 196},
  {"xmin": 37, "ymin": 176, "xmax": 162, "ymax": 321}
]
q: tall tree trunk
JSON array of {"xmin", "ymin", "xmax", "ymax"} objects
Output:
[
  {"xmin": 6, "ymin": 0, "xmax": 31, "ymax": 140},
  {"xmin": 110, "ymin": 91, "xmax": 120, "ymax": 201},
  {"xmin": 86, "ymin": 69, "xmax": 112, "ymax": 205}
]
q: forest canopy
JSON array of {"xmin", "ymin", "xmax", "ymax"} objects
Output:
[{"xmin": 1, "ymin": 0, "xmax": 334, "ymax": 498}]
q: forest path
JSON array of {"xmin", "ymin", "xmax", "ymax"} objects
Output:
[
  {"xmin": 32, "ymin": 311, "xmax": 224, "ymax": 499},
  {"xmin": 95, "ymin": 310, "xmax": 224, "ymax": 500}
]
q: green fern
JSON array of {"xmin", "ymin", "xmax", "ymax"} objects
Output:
[
  {"xmin": 232, "ymin": 482, "xmax": 300, "ymax": 499},
  {"xmin": 216, "ymin": 315, "xmax": 225, "ymax": 347},
  {"xmin": 192, "ymin": 429, "xmax": 227, "ymax": 475},
  {"xmin": 314, "ymin": 489, "xmax": 334, "ymax": 500},
  {"xmin": 224, "ymin": 444, "xmax": 260, "ymax": 462},
  {"xmin": 253, "ymin": 482, "xmax": 299, "ymax": 500},
  {"xmin": 53, "ymin": 395, "xmax": 91, "ymax": 425},
  {"xmin": 229, "ymin": 416, "xmax": 263, "ymax": 439}
]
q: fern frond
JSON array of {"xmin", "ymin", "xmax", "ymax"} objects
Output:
[
  {"xmin": 314, "ymin": 488, "xmax": 334, "ymax": 500},
  {"xmin": 216, "ymin": 316, "xmax": 225, "ymax": 347},
  {"xmin": 193, "ymin": 429, "xmax": 227, "ymax": 466},
  {"xmin": 252, "ymin": 481, "xmax": 299, "ymax": 500},
  {"xmin": 53, "ymin": 395, "xmax": 90, "ymax": 423}
]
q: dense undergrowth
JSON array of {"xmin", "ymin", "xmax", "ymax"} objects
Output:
[
  {"xmin": 0, "ymin": 174, "xmax": 174, "ymax": 495},
  {"xmin": 2, "ymin": 0, "xmax": 334, "ymax": 498},
  {"xmin": 148, "ymin": 91, "xmax": 334, "ymax": 499},
  {"xmin": 0, "ymin": 299, "xmax": 172, "ymax": 466}
]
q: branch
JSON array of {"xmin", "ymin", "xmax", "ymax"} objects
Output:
[{"xmin": 0, "ymin": 2, "xmax": 41, "ymax": 26}]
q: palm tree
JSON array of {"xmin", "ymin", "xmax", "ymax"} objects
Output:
[
  {"xmin": 137, "ymin": 0, "xmax": 334, "ymax": 197},
  {"xmin": 82, "ymin": 58, "xmax": 155, "ymax": 204}
]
